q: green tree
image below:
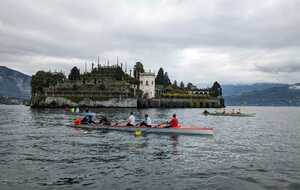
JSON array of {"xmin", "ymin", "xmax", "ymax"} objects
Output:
[
  {"xmin": 186, "ymin": 82, "xmax": 197, "ymax": 90},
  {"xmin": 114, "ymin": 66, "xmax": 125, "ymax": 80},
  {"xmin": 52, "ymin": 73, "xmax": 65, "ymax": 85},
  {"xmin": 210, "ymin": 81, "xmax": 222, "ymax": 97},
  {"xmin": 180, "ymin": 81, "xmax": 185, "ymax": 89},
  {"xmin": 155, "ymin": 67, "xmax": 165, "ymax": 85},
  {"xmin": 133, "ymin": 62, "xmax": 144, "ymax": 79},
  {"xmin": 68, "ymin": 67, "xmax": 80, "ymax": 81},
  {"xmin": 163, "ymin": 72, "xmax": 171, "ymax": 85},
  {"xmin": 173, "ymin": 80, "xmax": 178, "ymax": 87},
  {"xmin": 31, "ymin": 71, "xmax": 66, "ymax": 94}
]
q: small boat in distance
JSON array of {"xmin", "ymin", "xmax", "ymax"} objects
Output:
[{"xmin": 203, "ymin": 109, "xmax": 255, "ymax": 117}]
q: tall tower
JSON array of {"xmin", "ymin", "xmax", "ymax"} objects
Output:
[{"xmin": 139, "ymin": 72, "xmax": 156, "ymax": 98}]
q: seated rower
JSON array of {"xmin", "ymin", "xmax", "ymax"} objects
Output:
[
  {"xmin": 81, "ymin": 109, "xmax": 96, "ymax": 124},
  {"xmin": 140, "ymin": 114, "xmax": 152, "ymax": 127},
  {"xmin": 203, "ymin": 110, "xmax": 209, "ymax": 115},
  {"xmin": 99, "ymin": 116, "xmax": 111, "ymax": 125},
  {"xmin": 126, "ymin": 112, "xmax": 136, "ymax": 127},
  {"xmin": 165, "ymin": 114, "xmax": 180, "ymax": 128},
  {"xmin": 81, "ymin": 115, "xmax": 96, "ymax": 124}
]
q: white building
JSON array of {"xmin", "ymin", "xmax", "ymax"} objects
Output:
[{"xmin": 139, "ymin": 72, "xmax": 155, "ymax": 98}]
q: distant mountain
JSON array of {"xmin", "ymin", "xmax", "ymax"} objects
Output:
[
  {"xmin": 222, "ymin": 83, "xmax": 287, "ymax": 96},
  {"xmin": 225, "ymin": 84, "xmax": 300, "ymax": 106},
  {"xmin": 0, "ymin": 66, "xmax": 31, "ymax": 99}
]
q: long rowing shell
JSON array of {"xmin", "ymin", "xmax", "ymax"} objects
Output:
[
  {"xmin": 70, "ymin": 124, "xmax": 214, "ymax": 136},
  {"xmin": 204, "ymin": 112, "xmax": 255, "ymax": 117}
]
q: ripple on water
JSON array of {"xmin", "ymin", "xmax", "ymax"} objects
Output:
[{"xmin": 0, "ymin": 106, "xmax": 300, "ymax": 190}]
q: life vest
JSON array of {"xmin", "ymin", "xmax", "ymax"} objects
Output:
[
  {"xmin": 170, "ymin": 118, "xmax": 180, "ymax": 128},
  {"xmin": 74, "ymin": 118, "xmax": 81, "ymax": 126}
]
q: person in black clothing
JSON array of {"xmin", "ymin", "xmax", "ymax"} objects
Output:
[
  {"xmin": 139, "ymin": 114, "xmax": 152, "ymax": 128},
  {"xmin": 99, "ymin": 116, "xmax": 111, "ymax": 125},
  {"xmin": 81, "ymin": 115, "xmax": 96, "ymax": 124}
]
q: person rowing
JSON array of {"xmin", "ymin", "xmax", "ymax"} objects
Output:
[
  {"xmin": 139, "ymin": 114, "xmax": 152, "ymax": 128},
  {"xmin": 81, "ymin": 109, "xmax": 96, "ymax": 124},
  {"xmin": 203, "ymin": 110, "xmax": 209, "ymax": 115},
  {"xmin": 126, "ymin": 112, "xmax": 136, "ymax": 127},
  {"xmin": 164, "ymin": 114, "xmax": 180, "ymax": 128},
  {"xmin": 99, "ymin": 115, "xmax": 111, "ymax": 125}
]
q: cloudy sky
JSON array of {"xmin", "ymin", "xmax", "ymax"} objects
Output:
[{"xmin": 1, "ymin": 0, "xmax": 300, "ymax": 85}]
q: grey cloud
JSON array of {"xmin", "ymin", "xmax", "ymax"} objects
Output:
[
  {"xmin": 255, "ymin": 61, "xmax": 300, "ymax": 74},
  {"xmin": 1, "ymin": 0, "xmax": 300, "ymax": 84}
]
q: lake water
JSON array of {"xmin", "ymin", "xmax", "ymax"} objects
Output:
[{"xmin": 0, "ymin": 105, "xmax": 300, "ymax": 190}]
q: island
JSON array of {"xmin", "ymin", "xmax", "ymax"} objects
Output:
[{"xmin": 30, "ymin": 61, "xmax": 224, "ymax": 108}]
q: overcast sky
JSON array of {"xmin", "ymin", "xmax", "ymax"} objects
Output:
[{"xmin": 1, "ymin": 0, "xmax": 300, "ymax": 85}]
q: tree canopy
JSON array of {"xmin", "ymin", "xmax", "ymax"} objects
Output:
[
  {"xmin": 155, "ymin": 68, "xmax": 171, "ymax": 86},
  {"xmin": 210, "ymin": 81, "xmax": 222, "ymax": 96},
  {"xmin": 155, "ymin": 68, "xmax": 165, "ymax": 85},
  {"xmin": 163, "ymin": 72, "xmax": 171, "ymax": 85},
  {"xmin": 180, "ymin": 81, "xmax": 185, "ymax": 89},
  {"xmin": 173, "ymin": 80, "xmax": 178, "ymax": 87},
  {"xmin": 187, "ymin": 82, "xmax": 193, "ymax": 90},
  {"xmin": 133, "ymin": 62, "xmax": 144, "ymax": 79},
  {"xmin": 68, "ymin": 67, "xmax": 80, "ymax": 81},
  {"xmin": 31, "ymin": 71, "xmax": 66, "ymax": 94}
]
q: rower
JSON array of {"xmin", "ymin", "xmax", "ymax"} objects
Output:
[
  {"xmin": 203, "ymin": 110, "xmax": 209, "ymax": 115},
  {"xmin": 81, "ymin": 109, "xmax": 96, "ymax": 124},
  {"xmin": 166, "ymin": 114, "xmax": 180, "ymax": 128},
  {"xmin": 126, "ymin": 112, "xmax": 136, "ymax": 127},
  {"xmin": 140, "ymin": 114, "xmax": 152, "ymax": 127},
  {"xmin": 99, "ymin": 115, "xmax": 111, "ymax": 125}
]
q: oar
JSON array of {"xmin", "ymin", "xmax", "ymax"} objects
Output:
[{"xmin": 153, "ymin": 121, "xmax": 168, "ymax": 128}]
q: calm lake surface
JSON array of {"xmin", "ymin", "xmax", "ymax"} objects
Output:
[{"xmin": 0, "ymin": 105, "xmax": 300, "ymax": 190}]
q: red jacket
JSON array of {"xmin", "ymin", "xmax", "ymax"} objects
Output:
[{"xmin": 170, "ymin": 117, "xmax": 179, "ymax": 128}]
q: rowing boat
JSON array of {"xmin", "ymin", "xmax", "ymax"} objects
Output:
[
  {"xmin": 203, "ymin": 112, "xmax": 255, "ymax": 117},
  {"xmin": 70, "ymin": 124, "xmax": 214, "ymax": 136}
]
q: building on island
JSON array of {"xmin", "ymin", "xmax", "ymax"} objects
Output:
[
  {"xmin": 139, "ymin": 72, "xmax": 155, "ymax": 98},
  {"xmin": 188, "ymin": 89, "xmax": 210, "ymax": 95}
]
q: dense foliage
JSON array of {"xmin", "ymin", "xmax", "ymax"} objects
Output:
[
  {"xmin": 155, "ymin": 68, "xmax": 171, "ymax": 86},
  {"xmin": 84, "ymin": 65, "xmax": 126, "ymax": 81},
  {"xmin": 164, "ymin": 72, "xmax": 171, "ymax": 85},
  {"xmin": 210, "ymin": 81, "xmax": 222, "ymax": 97},
  {"xmin": 31, "ymin": 71, "xmax": 66, "ymax": 94},
  {"xmin": 187, "ymin": 82, "xmax": 197, "ymax": 90},
  {"xmin": 133, "ymin": 62, "xmax": 144, "ymax": 79},
  {"xmin": 173, "ymin": 80, "xmax": 178, "ymax": 87},
  {"xmin": 68, "ymin": 67, "xmax": 80, "ymax": 81},
  {"xmin": 180, "ymin": 81, "xmax": 185, "ymax": 89},
  {"xmin": 155, "ymin": 68, "xmax": 165, "ymax": 85}
]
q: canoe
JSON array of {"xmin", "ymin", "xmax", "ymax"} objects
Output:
[
  {"xmin": 70, "ymin": 124, "xmax": 214, "ymax": 136},
  {"xmin": 203, "ymin": 112, "xmax": 255, "ymax": 117}
]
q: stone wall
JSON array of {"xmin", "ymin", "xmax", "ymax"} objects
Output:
[
  {"xmin": 33, "ymin": 96, "xmax": 137, "ymax": 108},
  {"xmin": 138, "ymin": 98, "xmax": 224, "ymax": 108}
]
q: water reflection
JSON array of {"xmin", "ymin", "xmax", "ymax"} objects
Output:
[{"xmin": 171, "ymin": 135, "xmax": 179, "ymax": 156}]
